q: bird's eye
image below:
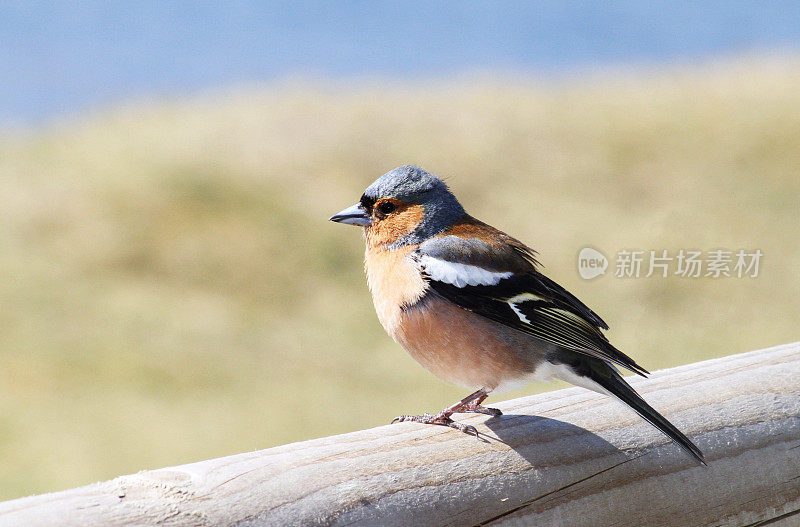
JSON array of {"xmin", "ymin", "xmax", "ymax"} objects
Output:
[{"xmin": 377, "ymin": 201, "xmax": 396, "ymax": 215}]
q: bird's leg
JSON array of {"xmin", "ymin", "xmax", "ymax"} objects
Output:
[
  {"xmin": 452, "ymin": 388, "xmax": 503, "ymax": 417},
  {"xmin": 391, "ymin": 388, "xmax": 502, "ymax": 436}
]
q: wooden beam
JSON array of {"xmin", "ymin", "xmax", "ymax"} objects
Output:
[{"xmin": 1, "ymin": 342, "xmax": 799, "ymax": 526}]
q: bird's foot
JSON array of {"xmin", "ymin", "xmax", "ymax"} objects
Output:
[
  {"xmin": 464, "ymin": 404, "xmax": 503, "ymax": 417},
  {"xmin": 391, "ymin": 413, "xmax": 479, "ymax": 437},
  {"xmin": 390, "ymin": 388, "xmax": 500, "ymax": 436},
  {"xmin": 446, "ymin": 394, "xmax": 502, "ymax": 417}
]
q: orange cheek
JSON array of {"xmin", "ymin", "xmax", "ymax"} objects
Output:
[{"xmin": 366, "ymin": 204, "xmax": 424, "ymax": 247}]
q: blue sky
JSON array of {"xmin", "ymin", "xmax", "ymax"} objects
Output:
[{"xmin": 2, "ymin": 1, "xmax": 800, "ymax": 125}]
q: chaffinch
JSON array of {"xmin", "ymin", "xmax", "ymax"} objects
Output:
[{"xmin": 330, "ymin": 165, "xmax": 704, "ymax": 464}]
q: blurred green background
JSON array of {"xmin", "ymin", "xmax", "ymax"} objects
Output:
[{"xmin": 1, "ymin": 56, "xmax": 798, "ymax": 499}]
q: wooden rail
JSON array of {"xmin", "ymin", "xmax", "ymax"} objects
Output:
[{"xmin": 1, "ymin": 342, "xmax": 799, "ymax": 526}]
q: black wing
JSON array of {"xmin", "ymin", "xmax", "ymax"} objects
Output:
[{"xmin": 415, "ymin": 242, "xmax": 648, "ymax": 376}]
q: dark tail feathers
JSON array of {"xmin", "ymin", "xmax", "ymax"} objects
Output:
[{"xmin": 580, "ymin": 359, "xmax": 705, "ymax": 465}]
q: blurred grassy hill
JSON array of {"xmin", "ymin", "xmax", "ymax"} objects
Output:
[{"xmin": 1, "ymin": 56, "xmax": 798, "ymax": 499}]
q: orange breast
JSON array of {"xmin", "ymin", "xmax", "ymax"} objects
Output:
[
  {"xmin": 364, "ymin": 244, "xmax": 428, "ymax": 333},
  {"xmin": 393, "ymin": 294, "xmax": 542, "ymax": 391}
]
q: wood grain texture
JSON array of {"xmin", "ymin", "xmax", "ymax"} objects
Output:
[{"xmin": 1, "ymin": 342, "xmax": 799, "ymax": 527}]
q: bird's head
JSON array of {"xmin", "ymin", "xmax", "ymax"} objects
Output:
[{"xmin": 330, "ymin": 165, "xmax": 466, "ymax": 249}]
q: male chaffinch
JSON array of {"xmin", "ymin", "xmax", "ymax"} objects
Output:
[{"xmin": 330, "ymin": 165, "xmax": 704, "ymax": 464}]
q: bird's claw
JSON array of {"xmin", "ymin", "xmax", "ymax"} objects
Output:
[
  {"xmin": 467, "ymin": 406, "xmax": 503, "ymax": 417},
  {"xmin": 462, "ymin": 424, "xmax": 480, "ymax": 437},
  {"xmin": 391, "ymin": 413, "xmax": 481, "ymax": 437}
]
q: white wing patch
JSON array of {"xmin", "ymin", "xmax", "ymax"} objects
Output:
[
  {"xmin": 418, "ymin": 255, "xmax": 513, "ymax": 287},
  {"xmin": 506, "ymin": 293, "xmax": 544, "ymax": 324}
]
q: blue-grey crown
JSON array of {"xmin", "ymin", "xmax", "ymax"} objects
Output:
[
  {"xmin": 365, "ymin": 165, "xmax": 466, "ymax": 247},
  {"xmin": 364, "ymin": 165, "xmax": 447, "ymax": 202}
]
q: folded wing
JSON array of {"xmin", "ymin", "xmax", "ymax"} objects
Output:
[{"xmin": 414, "ymin": 234, "xmax": 648, "ymax": 376}]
